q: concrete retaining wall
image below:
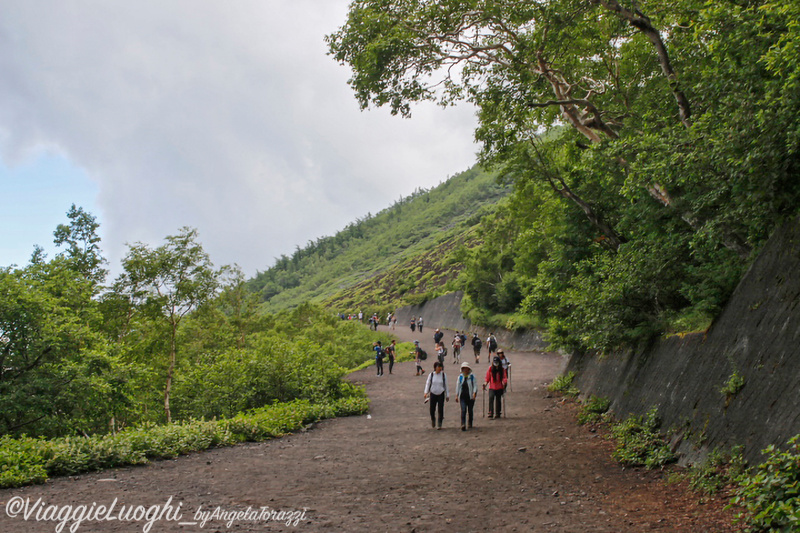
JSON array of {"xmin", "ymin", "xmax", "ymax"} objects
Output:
[
  {"xmin": 394, "ymin": 291, "xmax": 550, "ymax": 353},
  {"xmin": 567, "ymin": 216, "xmax": 800, "ymax": 464}
]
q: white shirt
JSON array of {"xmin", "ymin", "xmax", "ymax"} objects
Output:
[{"xmin": 424, "ymin": 371, "xmax": 449, "ymax": 398}]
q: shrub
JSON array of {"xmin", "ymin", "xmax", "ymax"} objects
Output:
[
  {"xmin": 547, "ymin": 371, "xmax": 579, "ymax": 396},
  {"xmin": 577, "ymin": 395, "xmax": 610, "ymax": 425},
  {"xmin": 732, "ymin": 435, "xmax": 800, "ymax": 531},
  {"xmin": 610, "ymin": 408, "xmax": 676, "ymax": 469}
]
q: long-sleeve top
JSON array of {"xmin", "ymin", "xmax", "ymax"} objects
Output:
[
  {"xmin": 424, "ymin": 371, "xmax": 449, "ymax": 398},
  {"xmin": 455, "ymin": 373, "xmax": 478, "ymax": 401},
  {"xmin": 485, "ymin": 367, "xmax": 508, "ymax": 390}
]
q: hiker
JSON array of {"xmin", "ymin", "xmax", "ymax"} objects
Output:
[
  {"xmin": 433, "ymin": 328, "xmax": 444, "ymax": 345},
  {"xmin": 486, "ymin": 333, "xmax": 498, "ymax": 356},
  {"xmin": 413, "ymin": 340, "xmax": 426, "ymax": 376},
  {"xmin": 391, "ymin": 314, "xmax": 397, "ymax": 330},
  {"xmin": 418, "ymin": 316, "xmax": 424, "ymax": 333},
  {"xmin": 483, "ymin": 356, "xmax": 508, "ymax": 419},
  {"xmin": 459, "ymin": 331, "xmax": 467, "ymax": 348},
  {"xmin": 368, "ymin": 315, "xmax": 375, "ymax": 330},
  {"xmin": 436, "ymin": 342, "xmax": 447, "ymax": 366},
  {"xmin": 358, "ymin": 311, "xmax": 363, "ymax": 322},
  {"xmin": 424, "ymin": 361, "xmax": 449, "ymax": 429},
  {"xmin": 471, "ymin": 333, "xmax": 482, "ymax": 364},
  {"xmin": 373, "ymin": 341, "xmax": 385, "ymax": 376},
  {"xmin": 456, "ymin": 361, "xmax": 478, "ymax": 431},
  {"xmin": 372, "ymin": 314, "xmax": 379, "ymax": 330},
  {"xmin": 497, "ymin": 349, "xmax": 510, "ymax": 371},
  {"xmin": 452, "ymin": 334, "xmax": 462, "ymax": 364},
  {"xmin": 386, "ymin": 340, "xmax": 397, "ymax": 375},
  {"xmin": 410, "ymin": 317, "xmax": 417, "ymax": 332}
]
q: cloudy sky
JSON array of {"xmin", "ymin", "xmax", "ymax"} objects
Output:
[{"xmin": 0, "ymin": 1, "xmax": 478, "ymax": 277}]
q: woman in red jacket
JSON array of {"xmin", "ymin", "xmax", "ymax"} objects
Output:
[{"xmin": 483, "ymin": 356, "xmax": 508, "ymax": 419}]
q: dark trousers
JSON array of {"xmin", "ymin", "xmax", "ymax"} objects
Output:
[
  {"xmin": 488, "ymin": 388, "xmax": 504, "ymax": 416},
  {"xmin": 429, "ymin": 392, "xmax": 445, "ymax": 426},
  {"xmin": 388, "ymin": 357, "xmax": 394, "ymax": 374},
  {"xmin": 376, "ymin": 359, "xmax": 383, "ymax": 376},
  {"xmin": 460, "ymin": 397, "xmax": 475, "ymax": 427}
]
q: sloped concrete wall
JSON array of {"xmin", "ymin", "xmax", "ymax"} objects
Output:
[
  {"xmin": 567, "ymin": 216, "xmax": 800, "ymax": 464},
  {"xmin": 394, "ymin": 291, "xmax": 550, "ymax": 353}
]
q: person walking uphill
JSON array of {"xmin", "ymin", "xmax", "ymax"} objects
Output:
[
  {"xmin": 483, "ymin": 356, "xmax": 508, "ymax": 419},
  {"xmin": 456, "ymin": 362, "xmax": 478, "ymax": 431},
  {"xmin": 373, "ymin": 341, "xmax": 385, "ymax": 377},
  {"xmin": 386, "ymin": 340, "xmax": 397, "ymax": 375},
  {"xmin": 424, "ymin": 361, "xmax": 449, "ymax": 429}
]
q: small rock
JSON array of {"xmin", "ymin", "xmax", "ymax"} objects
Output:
[{"xmin": 518, "ymin": 447, "xmax": 527, "ymax": 452}]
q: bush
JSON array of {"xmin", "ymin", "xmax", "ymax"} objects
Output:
[
  {"xmin": 610, "ymin": 408, "xmax": 676, "ymax": 469},
  {"xmin": 733, "ymin": 435, "xmax": 800, "ymax": 531},
  {"xmin": 577, "ymin": 395, "xmax": 610, "ymax": 425},
  {"xmin": 547, "ymin": 371, "xmax": 579, "ymax": 396},
  {"xmin": 0, "ymin": 394, "xmax": 369, "ymax": 489}
]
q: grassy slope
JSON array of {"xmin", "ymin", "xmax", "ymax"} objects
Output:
[{"xmin": 250, "ymin": 165, "xmax": 509, "ymax": 313}]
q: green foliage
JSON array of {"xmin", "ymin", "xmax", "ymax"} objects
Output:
[
  {"xmin": 610, "ymin": 408, "xmax": 677, "ymax": 469},
  {"xmin": 732, "ymin": 436, "xmax": 800, "ymax": 531},
  {"xmin": 327, "ymin": 0, "xmax": 800, "ymax": 356},
  {"xmin": 547, "ymin": 371, "xmax": 579, "ymax": 396},
  {"xmin": 669, "ymin": 447, "xmax": 747, "ymax": 497},
  {"xmin": 0, "ymin": 395, "xmax": 369, "ymax": 489},
  {"xmin": 248, "ymin": 167, "xmax": 508, "ymax": 312},
  {"xmin": 577, "ymin": 395, "xmax": 610, "ymax": 425},
  {"xmin": 721, "ymin": 371, "xmax": 746, "ymax": 398}
]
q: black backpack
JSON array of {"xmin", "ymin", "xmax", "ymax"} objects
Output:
[{"xmin": 418, "ymin": 349, "xmax": 428, "ymax": 361}]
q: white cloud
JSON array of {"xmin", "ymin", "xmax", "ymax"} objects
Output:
[{"xmin": 0, "ymin": 1, "xmax": 478, "ymax": 275}]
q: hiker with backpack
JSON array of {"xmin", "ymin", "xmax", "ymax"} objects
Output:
[
  {"xmin": 471, "ymin": 334, "xmax": 482, "ymax": 364},
  {"xmin": 433, "ymin": 328, "xmax": 444, "ymax": 345},
  {"xmin": 410, "ymin": 317, "xmax": 417, "ymax": 332},
  {"xmin": 413, "ymin": 340, "xmax": 427, "ymax": 376},
  {"xmin": 424, "ymin": 361, "xmax": 449, "ymax": 429},
  {"xmin": 451, "ymin": 334, "xmax": 462, "ymax": 364},
  {"xmin": 455, "ymin": 361, "xmax": 478, "ymax": 431},
  {"xmin": 373, "ymin": 341, "xmax": 385, "ymax": 377},
  {"xmin": 483, "ymin": 356, "xmax": 508, "ymax": 419},
  {"xmin": 436, "ymin": 342, "xmax": 447, "ymax": 366},
  {"xmin": 386, "ymin": 340, "xmax": 397, "ymax": 375},
  {"xmin": 486, "ymin": 333, "xmax": 498, "ymax": 356}
]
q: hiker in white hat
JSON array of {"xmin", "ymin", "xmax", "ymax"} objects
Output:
[{"xmin": 455, "ymin": 361, "xmax": 478, "ymax": 431}]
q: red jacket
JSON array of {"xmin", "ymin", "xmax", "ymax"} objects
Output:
[{"xmin": 485, "ymin": 366, "xmax": 508, "ymax": 390}]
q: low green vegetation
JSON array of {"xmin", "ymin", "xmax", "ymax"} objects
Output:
[
  {"xmin": 577, "ymin": 395, "xmax": 611, "ymax": 425},
  {"xmin": 546, "ymin": 371, "xmax": 579, "ymax": 397},
  {"xmin": 0, "ymin": 396, "xmax": 368, "ymax": 489},
  {"xmin": 610, "ymin": 408, "xmax": 677, "ymax": 469},
  {"xmin": 732, "ymin": 436, "xmax": 800, "ymax": 532}
]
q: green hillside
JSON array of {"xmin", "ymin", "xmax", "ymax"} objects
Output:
[{"xmin": 249, "ymin": 166, "xmax": 509, "ymax": 312}]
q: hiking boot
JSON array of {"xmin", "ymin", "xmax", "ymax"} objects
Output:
[
  {"xmin": 461, "ymin": 425, "xmax": 466, "ymax": 431},
  {"xmin": 431, "ymin": 420, "xmax": 436, "ymax": 428},
  {"xmin": 467, "ymin": 423, "xmax": 473, "ymax": 429}
]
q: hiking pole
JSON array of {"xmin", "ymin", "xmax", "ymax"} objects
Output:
[
  {"xmin": 508, "ymin": 366, "xmax": 512, "ymax": 392},
  {"xmin": 503, "ymin": 391, "xmax": 507, "ymax": 419}
]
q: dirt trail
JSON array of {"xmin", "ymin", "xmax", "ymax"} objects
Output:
[{"xmin": 0, "ymin": 324, "xmax": 739, "ymax": 532}]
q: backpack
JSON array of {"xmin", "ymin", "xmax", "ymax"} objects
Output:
[
  {"xmin": 375, "ymin": 347, "xmax": 384, "ymax": 359},
  {"xmin": 488, "ymin": 336, "xmax": 497, "ymax": 350},
  {"xmin": 418, "ymin": 349, "xmax": 428, "ymax": 361},
  {"xmin": 474, "ymin": 337, "xmax": 482, "ymax": 349}
]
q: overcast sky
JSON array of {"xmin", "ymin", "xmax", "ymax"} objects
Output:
[{"xmin": 0, "ymin": 1, "xmax": 478, "ymax": 277}]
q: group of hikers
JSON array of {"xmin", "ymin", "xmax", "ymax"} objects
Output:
[
  {"xmin": 372, "ymin": 326, "xmax": 510, "ymax": 431},
  {"xmin": 341, "ymin": 311, "xmax": 399, "ymax": 330}
]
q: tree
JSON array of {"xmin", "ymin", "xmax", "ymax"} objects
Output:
[
  {"xmin": 116, "ymin": 227, "xmax": 221, "ymax": 423},
  {"xmin": 53, "ymin": 204, "xmax": 107, "ymax": 286}
]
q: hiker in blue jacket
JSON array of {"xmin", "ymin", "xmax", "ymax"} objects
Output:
[{"xmin": 455, "ymin": 361, "xmax": 478, "ymax": 431}]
